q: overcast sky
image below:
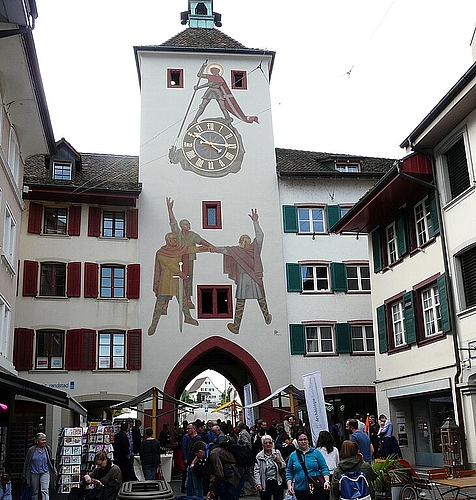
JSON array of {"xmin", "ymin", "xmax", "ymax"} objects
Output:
[{"xmin": 33, "ymin": 1, "xmax": 476, "ymax": 160}]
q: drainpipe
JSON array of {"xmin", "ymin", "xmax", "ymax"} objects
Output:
[{"xmin": 397, "ymin": 152, "xmax": 468, "ymax": 467}]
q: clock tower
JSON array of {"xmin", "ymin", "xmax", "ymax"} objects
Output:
[{"xmin": 135, "ymin": 3, "xmax": 289, "ymax": 422}]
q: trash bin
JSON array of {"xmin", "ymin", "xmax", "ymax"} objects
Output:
[{"xmin": 117, "ymin": 481, "xmax": 174, "ymax": 500}]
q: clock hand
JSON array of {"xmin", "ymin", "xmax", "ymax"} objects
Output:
[{"xmin": 199, "ymin": 140, "xmax": 222, "ymax": 153}]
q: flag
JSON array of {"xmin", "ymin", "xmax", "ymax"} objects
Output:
[{"xmin": 302, "ymin": 371, "xmax": 327, "ymax": 445}]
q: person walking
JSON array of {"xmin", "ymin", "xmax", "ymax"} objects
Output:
[
  {"xmin": 23, "ymin": 433, "xmax": 56, "ymax": 500},
  {"xmin": 254, "ymin": 435, "xmax": 286, "ymax": 500},
  {"xmin": 286, "ymin": 432, "xmax": 330, "ymax": 500},
  {"xmin": 139, "ymin": 428, "xmax": 161, "ymax": 480},
  {"xmin": 315, "ymin": 431, "xmax": 339, "ymax": 482}
]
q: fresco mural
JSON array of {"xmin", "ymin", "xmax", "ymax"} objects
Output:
[
  {"xmin": 148, "ymin": 204, "xmax": 271, "ymax": 335},
  {"xmin": 169, "ymin": 61, "xmax": 258, "ymax": 178}
]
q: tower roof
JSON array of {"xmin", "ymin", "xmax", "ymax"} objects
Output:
[{"xmin": 161, "ymin": 27, "xmax": 248, "ymax": 50}]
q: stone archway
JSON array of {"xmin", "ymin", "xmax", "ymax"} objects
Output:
[{"xmin": 162, "ymin": 336, "xmax": 272, "ymax": 424}]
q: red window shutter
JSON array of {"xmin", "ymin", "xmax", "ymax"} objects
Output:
[
  {"xmin": 22, "ymin": 260, "xmax": 39, "ymax": 296},
  {"xmin": 88, "ymin": 207, "xmax": 101, "ymax": 237},
  {"xmin": 126, "ymin": 208, "xmax": 138, "ymax": 239},
  {"xmin": 67, "ymin": 262, "xmax": 81, "ymax": 297},
  {"xmin": 127, "ymin": 329, "xmax": 142, "ymax": 370},
  {"xmin": 27, "ymin": 202, "xmax": 43, "ymax": 234},
  {"xmin": 84, "ymin": 262, "xmax": 98, "ymax": 298},
  {"xmin": 126, "ymin": 264, "xmax": 140, "ymax": 299},
  {"xmin": 65, "ymin": 329, "xmax": 82, "ymax": 370},
  {"xmin": 13, "ymin": 328, "xmax": 34, "ymax": 370},
  {"xmin": 81, "ymin": 329, "xmax": 96, "ymax": 369},
  {"xmin": 68, "ymin": 206, "xmax": 82, "ymax": 236}
]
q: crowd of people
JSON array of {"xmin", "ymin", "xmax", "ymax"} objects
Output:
[{"xmin": 15, "ymin": 412, "xmax": 399, "ymax": 500}]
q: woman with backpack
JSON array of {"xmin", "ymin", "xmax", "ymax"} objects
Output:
[{"xmin": 330, "ymin": 440, "xmax": 377, "ymax": 500}]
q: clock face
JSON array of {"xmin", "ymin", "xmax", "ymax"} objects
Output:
[{"xmin": 180, "ymin": 119, "xmax": 245, "ymax": 177}]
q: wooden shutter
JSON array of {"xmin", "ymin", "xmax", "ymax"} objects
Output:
[
  {"xmin": 377, "ymin": 305, "xmax": 388, "ymax": 354},
  {"xmin": 396, "ymin": 208, "xmax": 409, "ymax": 258},
  {"xmin": 283, "ymin": 205, "xmax": 298, "ymax": 233},
  {"xmin": 461, "ymin": 247, "xmax": 476, "ymax": 309},
  {"xmin": 84, "ymin": 262, "xmax": 99, "ymax": 298},
  {"xmin": 88, "ymin": 207, "xmax": 101, "ymax": 237},
  {"xmin": 447, "ymin": 138, "xmax": 470, "ymax": 199},
  {"xmin": 27, "ymin": 202, "xmax": 43, "ymax": 234},
  {"xmin": 372, "ymin": 229, "xmax": 383, "ymax": 273},
  {"xmin": 126, "ymin": 264, "xmax": 140, "ymax": 299},
  {"xmin": 326, "ymin": 205, "xmax": 341, "ymax": 232},
  {"xmin": 331, "ymin": 262, "xmax": 347, "ymax": 291},
  {"xmin": 127, "ymin": 329, "xmax": 142, "ymax": 370},
  {"xmin": 68, "ymin": 206, "xmax": 82, "ymax": 236},
  {"xmin": 428, "ymin": 190, "xmax": 440, "ymax": 237},
  {"xmin": 22, "ymin": 260, "xmax": 39, "ymax": 296},
  {"xmin": 290, "ymin": 324, "xmax": 306, "ymax": 355},
  {"xmin": 126, "ymin": 209, "xmax": 138, "ymax": 239},
  {"xmin": 13, "ymin": 328, "xmax": 34, "ymax": 370},
  {"xmin": 286, "ymin": 263, "xmax": 302, "ymax": 292},
  {"xmin": 403, "ymin": 291, "xmax": 417, "ymax": 344},
  {"xmin": 336, "ymin": 323, "xmax": 351, "ymax": 353},
  {"xmin": 437, "ymin": 273, "xmax": 451, "ymax": 333},
  {"xmin": 66, "ymin": 329, "xmax": 96, "ymax": 370},
  {"xmin": 82, "ymin": 329, "xmax": 97, "ymax": 369},
  {"xmin": 67, "ymin": 262, "xmax": 81, "ymax": 297}
]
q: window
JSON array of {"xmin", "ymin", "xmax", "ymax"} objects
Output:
[
  {"xmin": 346, "ymin": 265, "xmax": 370, "ymax": 291},
  {"xmin": 202, "ymin": 201, "xmax": 222, "ymax": 229},
  {"xmin": 100, "ymin": 265, "xmax": 125, "ymax": 298},
  {"xmin": 52, "ymin": 162, "xmax": 72, "ymax": 180},
  {"xmin": 386, "ymin": 222, "xmax": 398, "ymax": 264},
  {"xmin": 351, "ymin": 325, "xmax": 374, "ymax": 352},
  {"xmin": 36, "ymin": 330, "xmax": 64, "ymax": 369},
  {"xmin": 3, "ymin": 204, "xmax": 16, "ymax": 266},
  {"xmin": 7, "ymin": 128, "xmax": 20, "ymax": 183},
  {"xmin": 391, "ymin": 301, "xmax": 405, "ymax": 347},
  {"xmin": 335, "ymin": 163, "xmax": 360, "ymax": 173},
  {"xmin": 305, "ymin": 325, "xmax": 334, "ymax": 353},
  {"xmin": 231, "ymin": 70, "xmax": 247, "ymax": 90},
  {"xmin": 0, "ymin": 296, "xmax": 11, "ymax": 358},
  {"xmin": 421, "ymin": 285, "xmax": 441, "ymax": 337},
  {"xmin": 98, "ymin": 331, "xmax": 125, "ymax": 369},
  {"xmin": 103, "ymin": 211, "xmax": 125, "ymax": 238},
  {"xmin": 414, "ymin": 198, "xmax": 432, "ymax": 246},
  {"xmin": 40, "ymin": 263, "xmax": 66, "ymax": 296},
  {"xmin": 167, "ymin": 69, "xmax": 183, "ymax": 88},
  {"xmin": 198, "ymin": 285, "xmax": 232, "ymax": 318},
  {"xmin": 444, "ymin": 137, "xmax": 470, "ymax": 200},
  {"xmin": 459, "ymin": 246, "xmax": 476, "ymax": 310},
  {"xmin": 298, "ymin": 208, "xmax": 325, "ymax": 234},
  {"xmin": 44, "ymin": 208, "xmax": 68, "ymax": 235},
  {"xmin": 302, "ymin": 265, "xmax": 329, "ymax": 292}
]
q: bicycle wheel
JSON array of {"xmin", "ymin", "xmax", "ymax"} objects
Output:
[{"xmin": 401, "ymin": 484, "xmax": 419, "ymax": 500}]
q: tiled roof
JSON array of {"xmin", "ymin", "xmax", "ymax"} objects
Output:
[
  {"xmin": 160, "ymin": 27, "xmax": 249, "ymax": 50},
  {"xmin": 25, "ymin": 153, "xmax": 141, "ymax": 193},
  {"xmin": 276, "ymin": 148, "xmax": 395, "ymax": 175},
  {"xmin": 188, "ymin": 377, "xmax": 208, "ymax": 393}
]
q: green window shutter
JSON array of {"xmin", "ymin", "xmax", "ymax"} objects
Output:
[
  {"xmin": 428, "ymin": 190, "xmax": 440, "ymax": 237},
  {"xmin": 403, "ymin": 291, "xmax": 417, "ymax": 344},
  {"xmin": 283, "ymin": 205, "xmax": 298, "ymax": 233},
  {"xmin": 290, "ymin": 324, "xmax": 306, "ymax": 355},
  {"xmin": 331, "ymin": 262, "xmax": 347, "ymax": 291},
  {"xmin": 326, "ymin": 205, "xmax": 341, "ymax": 232},
  {"xmin": 372, "ymin": 229, "xmax": 383, "ymax": 273},
  {"xmin": 396, "ymin": 208, "xmax": 409, "ymax": 257},
  {"xmin": 336, "ymin": 323, "xmax": 351, "ymax": 353},
  {"xmin": 437, "ymin": 273, "xmax": 451, "ymax": 333},
  {"xmin": 377, "ymin": 305, "xmax": 388, "ymax": 354},
  {"xmin": 286, "ymin": 263, "xmax": 302, "ymax": 292}
]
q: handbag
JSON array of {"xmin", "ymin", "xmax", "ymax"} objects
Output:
[
  {"xmin": 156, "ymin": 465, "xmax": 163, "ymax": 480},
  {"xmin": 296, "ymin": 451, "xmax": 324, "ymax": 493}
]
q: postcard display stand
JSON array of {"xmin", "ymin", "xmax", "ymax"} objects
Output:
[
  {"xmin": 57, "ymin": 427, "xmax": 84, "ymax": 494},
  {"xmin": 85, "ymin": 423, "xmax": 115, "ymax": 471}
]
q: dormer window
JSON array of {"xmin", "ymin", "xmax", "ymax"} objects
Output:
[
  {"xmin": 335, "ymin": 162, "xmax": 360, "ymax": 173},
  {"xmin": 52, "ymin": 162, "xmax": 72, "ymax": 180}
]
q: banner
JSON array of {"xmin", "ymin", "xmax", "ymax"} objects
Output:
[
  {"xmin": 243, "ymin": 383, "xmax": 254, "ymax": 428},
  {"xmin": 302, "ymin": 371, "xmax": 327, "ymax": 445}
]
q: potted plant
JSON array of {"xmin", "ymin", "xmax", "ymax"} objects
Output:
[{"xmin": 372, "ymin": 455, "xmax": 411, "ymax": 500}]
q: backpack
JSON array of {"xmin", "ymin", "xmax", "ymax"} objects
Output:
[
  {"xmin": 339, "ymin": 470, "xmax": 371, "ymax": 500},
  {"xmin": 219, "ymin": 436, "xmax": 254, "ymax": 468}
]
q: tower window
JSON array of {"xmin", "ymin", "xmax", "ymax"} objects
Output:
[
  {"xmin": 202, "ymin": 201, "xmax": 222, "ymax": 229},
  {"xmin": 167, "ymin": 69, "xmax": 183, "ymax": 88},
  {"xmin": 231, "ymin": 71, "xmax": 247, "ymax": 90},
  {"xmin": 195, "ymin": 2, "xmax": 208, "ymax": 15}
]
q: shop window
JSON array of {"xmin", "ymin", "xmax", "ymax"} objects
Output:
[{"xmin": 36, "ymin": 329, "xmax": 64, "ymax": 369}]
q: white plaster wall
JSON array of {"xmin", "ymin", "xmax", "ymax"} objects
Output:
[{"xmin": 137, "ymin": 49, "xmax": 291, "ymax": 395}]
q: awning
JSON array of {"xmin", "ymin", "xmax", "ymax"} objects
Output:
[
  {"xmin": 0, "ymin": 371, "xmax": 87, "ymax": 416},
  {"xmin": 244, "ymin": 384, "xmax": 305, "ymax": 408},
  {"xmin": 110, "ymin": 386, "xmax": 196, "ymax": 410},
  {"xmin": 212, "ymin": 400, "xmax": 242, "ymax": 413}
]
